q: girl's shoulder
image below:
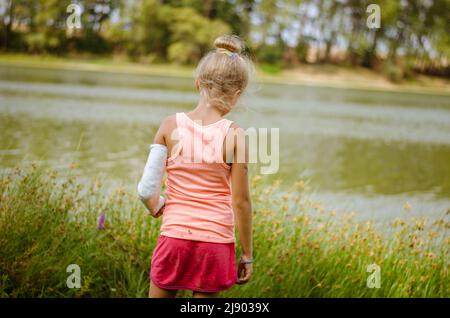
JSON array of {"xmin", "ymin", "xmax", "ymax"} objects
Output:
[
  {"xmin": 225, "ymin": 122, "xmax": 247, "ymax": 153},
  {"xmin": 227, "ymin": 122, "xmax": 246, "ymax": 139},
  {"xmin": 160, "ymin": 114, "xmax": 178, "ymax": 132},
  {"xmin": 229, "ymin": 121, "xmax": 242, "ymax": 130},
  {"xmin": 153, "ymin": 114, "xmax": 178, "ymax": 145},
  {"xmin": 162, "ymin": 113, "xmax": 178, "ymax": 126}
]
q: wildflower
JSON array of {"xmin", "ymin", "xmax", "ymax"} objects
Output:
[
  {"xmin": 414, "ymin": 220, "xmax": 425, "ymax": 231},
  {"xmin": 433, "ymin": 219, "xmax": 445, "ymax": 227},
  {"xmin": 94, "ymin": 180, "xmax": 102, "ymax": 189},
  {"xmin": 343, "ymin": 211, "xmax": 356, "ymax": 221},
  {"xmin": 295, "ymin": 180, "xmax": 305, "ymax": 190},
  {"xmin": 393, "ymin": 218, "xmax": 406, "ymax": 227},
  {"xmin": 403, "ymin": 202, "xmax": 412, "ymax": 211},
  {"xmin": 97, "ymin": 213, "xmax": 106, "ymax": 230},
  {"xmin": 303, "ymin": 216, "xmax": 310, "ymax": 225},
  {"xmin": 312, "ymin": 202, "xmax": 322, "ymax": 210},
  {"xmin": 252, "ymin": 175, "xmax": 261, "ymax": 185},
  {"xmin": 117, "ymin": 188, "xmax": 126, "ymax": 196},
  {"xmin": 428, "ymin": 230, "xmax": 438, "ymax": 240},
  {"xmin": 365, "ymin": 220, "xmax": 373, "ymax": 230}
]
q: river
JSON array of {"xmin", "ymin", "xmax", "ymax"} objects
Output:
[{"xmin": 1, "ymin": 63, "xmax": 449, "ymax": 222}]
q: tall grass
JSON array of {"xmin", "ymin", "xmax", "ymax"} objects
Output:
[{"xmin": 0, "ymin": 166, "xmax": 448, "ymax": 297}]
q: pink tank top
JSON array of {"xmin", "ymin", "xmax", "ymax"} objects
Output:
[{"xmin": 160, "ymin": 112, "xmax": 235, "ymax": 243}]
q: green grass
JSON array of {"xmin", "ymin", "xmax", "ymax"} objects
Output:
[
  {"xmin": 260, "ymin": 63, "xmax": 282, "ymax": 75},
  {"xmin": 2, "ymin": 53, "xmax": 449, "ymax": 96},
  {"xmin": 0, "ymin": 166, "xmax": 448, "ymax": 297}
]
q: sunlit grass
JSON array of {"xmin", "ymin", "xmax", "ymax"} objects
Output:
[
  {"xmin": 0, "ymin": 166, "xmax": 448, "ymax": 297},
  {"xmin": 1, "ymin": 53, "xmax": 449, "ymax": 95}
]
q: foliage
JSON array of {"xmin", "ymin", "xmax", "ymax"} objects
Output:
[
  {"xmin": 0, "ymin": 0, "xmax": 448, "ymax": 79},
  {"xmin": 0, "ymin": 167, "xmax": 448, "ymax": 298},
  {"xmin": 164, "ymin": 7, "xmax": 230, "ymax": 64}
]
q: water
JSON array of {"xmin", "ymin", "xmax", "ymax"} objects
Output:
[{"xmin": 1, "ymin": 63, "xmax": 450, "ymax": 221}]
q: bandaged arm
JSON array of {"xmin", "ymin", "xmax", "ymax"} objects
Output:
[{"xmin": 137, "ymin": 143, "xmax": 167, "ymax": 215}]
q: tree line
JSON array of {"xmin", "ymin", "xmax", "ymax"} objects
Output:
[{"xmin": 1, "ymin": 0, "xmax": 449, "ymax": 80}]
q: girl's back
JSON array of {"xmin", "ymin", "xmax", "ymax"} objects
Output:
[{"xmin": 161, "ymin": 112, "xmax": 235, "ymax": 243}]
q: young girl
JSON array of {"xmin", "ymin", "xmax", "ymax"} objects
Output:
[{"xmin": 137, "ymin": 35, "xmax": 253, "ymax": 298}]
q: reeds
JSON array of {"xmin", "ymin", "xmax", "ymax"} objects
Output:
[{"xmin": 0, "ymin": 167, "xmax": 448, "ymax": 297}]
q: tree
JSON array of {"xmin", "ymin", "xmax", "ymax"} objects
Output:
[
  {"xmin": 23, "ymin": 0, "xmax": 71, "ymax": 53},
  {"xmin": 126, "ymin": 0, "xmax": 171, "ymax": 60},
  {"xmin": 163, "ymin": 6, "xmax": 230, "ymax": 64}
]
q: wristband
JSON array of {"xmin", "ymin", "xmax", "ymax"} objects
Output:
[{"xmin": 240, "ymin": 257, "xmax": 254, "ymax": 264}]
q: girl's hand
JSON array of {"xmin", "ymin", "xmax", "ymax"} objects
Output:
[
  {"xmin": 145, "ymin": 196, "xmax": 165, "ymax": 218},
  {"xmin": 236, "ymin": 255, "xmax": 253, "ymax": 284},
  {"xmin": 151, "ymin": 204, "xmax": 165, "ymax": 218}
]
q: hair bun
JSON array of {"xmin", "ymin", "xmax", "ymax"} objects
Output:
[{"xmin": 214, "ymin": 35, "xmax": 244, "ymax": 54}]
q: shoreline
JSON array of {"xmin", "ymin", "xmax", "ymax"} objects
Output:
[
  {"xmin": 1, "ymin": 54, "xmax": 449, "ymax": 96},
  {"xmin": 1, "ymin": 166, "xmax": 448, "ymax": 297}
]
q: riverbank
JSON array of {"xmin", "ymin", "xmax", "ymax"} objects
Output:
[
  {"xmin": 1, "ymin": 54, "xmax": 449, "ymax": 96},
  {"xmin": 0, "ymin": 166, "xmax": 448, "ymax": 297}
]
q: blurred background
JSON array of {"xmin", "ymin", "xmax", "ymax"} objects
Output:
[{"xmin": 0, "ymin": 0, "xmax": 449, "ymax": 223}]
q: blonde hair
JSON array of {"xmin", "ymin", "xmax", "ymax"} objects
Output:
[{"xmin": 195, "ymin": 35, "xmax": 252, "ymax": 114}]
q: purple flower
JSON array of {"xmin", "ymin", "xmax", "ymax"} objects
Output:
[{"xmin": 97, "ymin": 213, "xmax": 106, "ymax": 230}]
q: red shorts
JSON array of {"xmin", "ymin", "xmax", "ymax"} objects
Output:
[{"xmin": 150, "ymin": 235, "xmax": 237, "ymax": 293}]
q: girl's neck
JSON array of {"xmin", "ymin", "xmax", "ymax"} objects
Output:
[{"xmin": 187, "ymin": 99, "xmax": 225, "ymax": 125}]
